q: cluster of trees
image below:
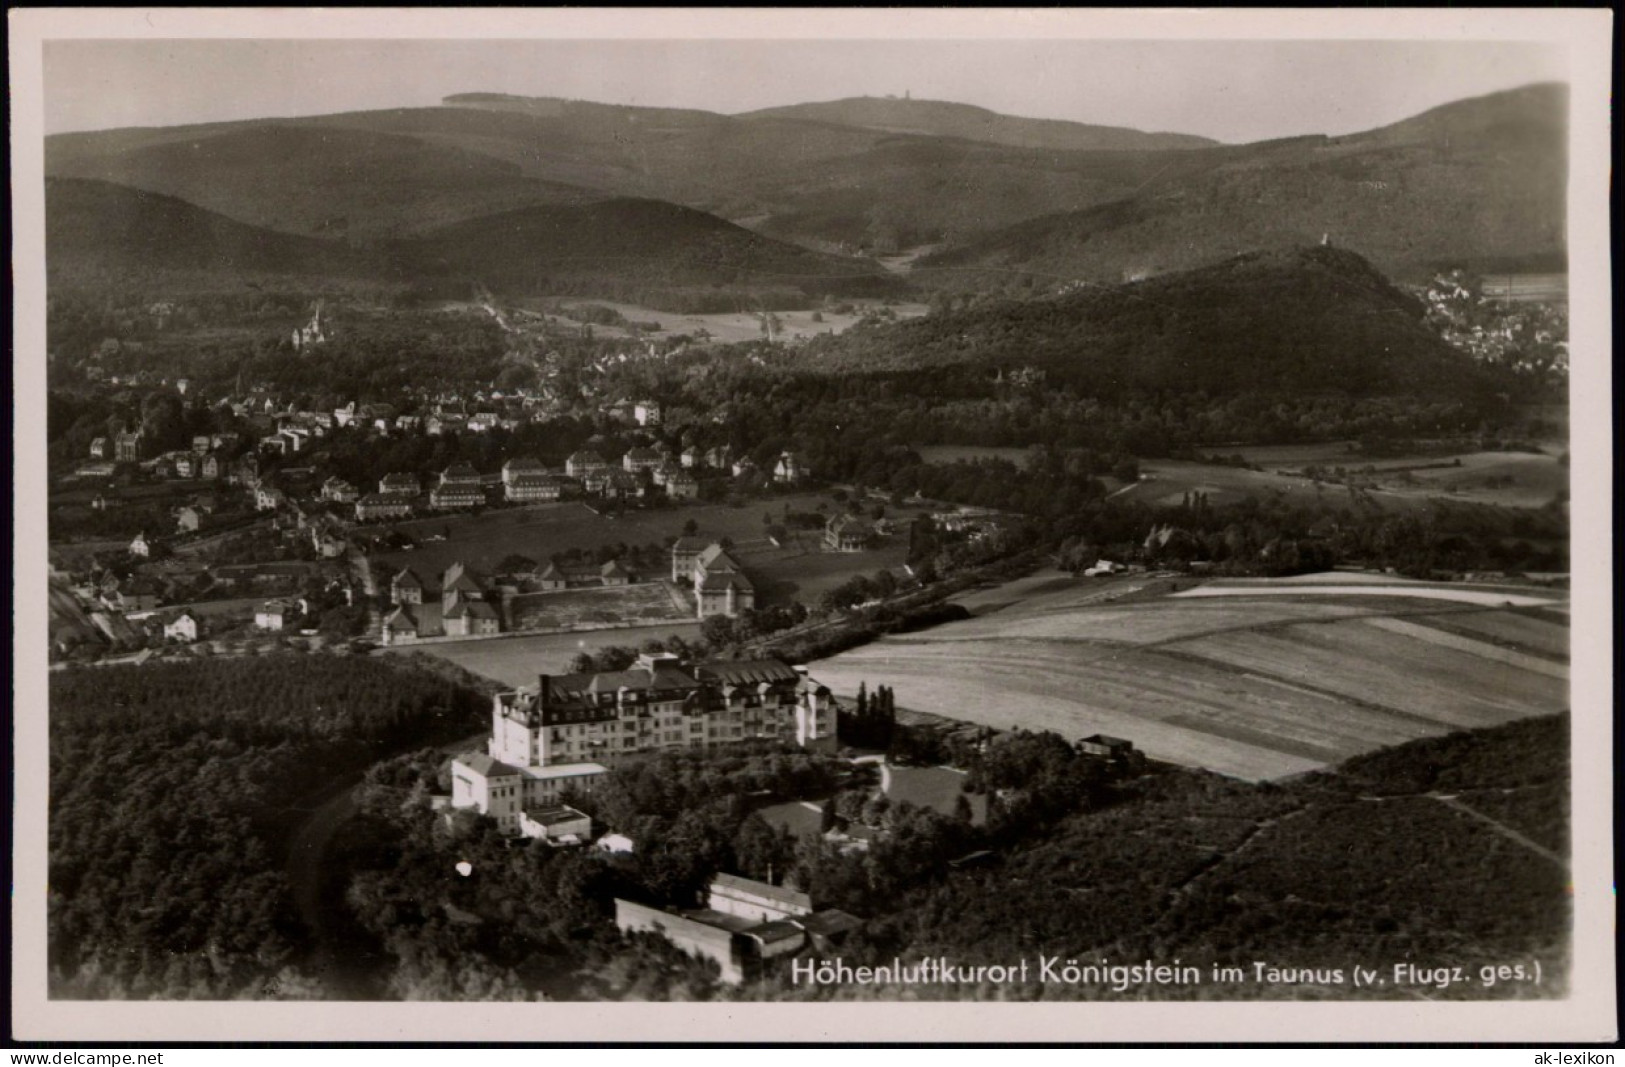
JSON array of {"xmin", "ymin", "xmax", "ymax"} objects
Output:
[
  {"xmin": 784, "ymin": 715, "xmax": 1568, "ymax": 1001},
  {"xmin": 838, "ymin": 682, "xmax": 898, "ymax": 750},
  {"xmin": 48, "ymin": 655, "xmax": 490, "ymax": 999}
]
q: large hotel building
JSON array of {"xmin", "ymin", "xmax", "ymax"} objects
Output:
[{"xmin": 451, "ymin": 652, "xmax": 838, "ymax": 833}]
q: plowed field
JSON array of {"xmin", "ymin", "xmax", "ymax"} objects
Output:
[{"xmin": 812, "ymin": 575, "xmax": 1568, "ymax": 781}]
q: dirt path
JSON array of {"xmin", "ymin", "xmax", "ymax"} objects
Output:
[
  {"xmin": 282, "ymin": 729, "xmax": 487, "ymax": 997},
  {"xmin": 1434, "ymin": 796, "xmax": 1567, "ymax": 868}
]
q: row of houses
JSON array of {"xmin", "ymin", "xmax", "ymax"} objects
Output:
[
  {"xmin": 565, "ymin": 447, "xmax": 803, "ymax": 485},
  {"xmin": 383, "ymin": 561, "xmax": 503, "ymax": 643}
]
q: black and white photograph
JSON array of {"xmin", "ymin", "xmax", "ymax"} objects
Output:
[{"xmin": 9, "ymin": 7, "xmax": 1614, "ymax": 1045}]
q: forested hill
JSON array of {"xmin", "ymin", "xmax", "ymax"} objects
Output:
[
  {"xmin": 916, "ymin": 82, "xmax": 1567, "ymax": 287},
  {"xmin": 46, "ymin": 177, "xmax": 371, "ymax": 288},
  {"xmin": 739, "ymin": 96, "xmax": 1216, "ymax": 152},
  {"xmin": 797, "ymin": 246, "xmax": 1493, "ymax": 401},
  {"xmin": 387, "ymin": 197, "xmax": 902, "ymax": 305}
]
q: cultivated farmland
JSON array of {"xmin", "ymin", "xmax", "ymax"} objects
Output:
[
  {"xmin": 811, "ymin": 574, "xmax": 1568, "ymax": 781},
  {"xmin": 380, "ymin": 621, "xmax": 705, "ymax": 688}
]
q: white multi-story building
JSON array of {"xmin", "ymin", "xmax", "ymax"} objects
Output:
[{"xmin": 451, "ymin": 652, "xmax": 837, "ymax": 833}]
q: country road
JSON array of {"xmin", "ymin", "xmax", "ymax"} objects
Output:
[{"xmin": 281, "ymin": 729, "xmax": 487, "ymax": 998}]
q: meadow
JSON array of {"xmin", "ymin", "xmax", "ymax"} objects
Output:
[
  {"xmin": 379, "ymin": 621, "xmax": 705, "ymax": 687},
  {"xmin": 370, "ymin": 496, "xmax": 921, "ymax": 608},
  {"xmin": 810, "ymin": 574, "xmax": 1568, "ymax": 781}
]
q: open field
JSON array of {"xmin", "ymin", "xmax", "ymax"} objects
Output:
[
  {"xmin": 506, "ymin": 582, "xmax": 689, "ymax": 630},
  {"xmin": 379, "ymin": 621, "xmax": 705, "ymax": 687},
  {"xmin": 811, "ymin": 574, "xmax": 1568, "ymax": 781},
  {"xmin": 1115, "ymin": 460, "xmax": 1409, "ymax": 511},
  {"xmin": 504, "ymin": 298, "xmax": 929, "ymax": 344},
  {"xmin": 371, "ymin": 496, "xmax": 923, "ymax": 608},
  {"xmin": 1120, "ymin": 449, "xmax": 1566, "ymax": 511}
]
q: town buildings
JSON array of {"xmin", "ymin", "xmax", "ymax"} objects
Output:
[
  {"xmin": 614, "ymin": 873, "xmax": 859, "ymax": 984},
  {"xmin": 670, "ymin": 539, "xmax": 756, "ymax": 618}
]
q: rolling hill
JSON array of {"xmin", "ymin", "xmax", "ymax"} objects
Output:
[
  {"xmin": 917, "ymin": 83, "xmax": 1568, "ymax": 287},
  {"xmin": 47, "ymin": 123, "xmax": 594, "ymax": 238},
  {"xmin": 41, "ymin": 83, "xmax": 1567, "ymax": 292},
  {"xmin": 742, "ymin": 95, "xmax": 1216, "ymax": 151},
  {"xmin": 45, "ymin": 177, "xmax": 369, "ymax": 290},
  {"xmin": 387, "ymin": 197, "xmax": 902, "ymax": 307},
  {"xmin": 43, "ymin": 97, "xmax": 1222, "ymax": 253},
  {"xmin": 801, "ymin": 245, "xmax": 1494, "ymax": 401},
  {"xmin": 45, "ymin": 176, "xmax": 898, "ymax": 307}
]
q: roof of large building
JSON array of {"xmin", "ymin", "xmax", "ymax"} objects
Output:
[
  {"xmin": 504, "ymin": 456, "xmax": 546, "ymax": 471},
  {"xmin": 672, "ymin": 537, "xmax": 710, "ymax": 553},
  {"xmin": 695, "ymin": 659, "xmax": 800, "ymax": 687},
  {"xmin": 797, "ymin": 908, "xmax": 864, "ymax": 939},
  {"xmin": 392, "ymin": 567, "xmax": 424, "ymax": 587},
  {"xmin": 710, "ymin": 873, "xmax": 813, "ymax": 912},
  {"xmin": 523, "ymin": 805, "xmax": 590, "ymax": 825},
  {"xmin": 518, "ymin": 762, "xmax": 609, "ymax": 780},
  {"xmin": 457, "ymin": 753, "xmax": 522, "ymax": 778},
  {"xmin": 697, "ymin": 570, "xmax": 754, "ymax": 594},
  {"xmin": 446, "ymin": 599, "xmax": 500, "ymax": 620}
]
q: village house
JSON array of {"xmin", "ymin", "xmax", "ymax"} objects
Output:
[
  {"xmin": 188, "ymin": 435, "xmax": 212, "ymax": 454},
  {"xmin": 172, "ymin": 454, "xmax": 197, "ymax": 479},
  {"xmin": 114, "ymin": 429, "xmax": 145, "ymax": 463},
  {"xmin": 379, "ymin": 472, "xmax": 419, "ymax": 496},
  {"xmin": 565, "ymin": 450, "xmax": 607, "ymax": 478},
  {"xmin": 773, "ymin": 452, "xmax": 804, "ymax": 484},
  {"xmin": 391, "ymin": 567, "xmax": 426, "ymax": 605},
  {"xmin": 504, "ymin": 474, "xmax": 563, "ymax": 503},
  {"xmin": 430, "ymin": 483, "xmax": 485, "ymax": 510},
  {"xmin": 467, "ymin": 412, "xmax": 500, "ymax": 433},
  {"xmin": 601, "ymin": 469, "xmax": 645, "ymax": 500},
  {"xmin": 161, "ymin": 610, "xmax": 201, "ymax": 644},
  {"xmin": 668, "ymin": 541, "xmax": 756, "ymax": 618},
  {"xmin": 89, "ymin": 437, "xmax": 108, "ymax": 459},
  {"xmin": 824, "ymin": 514, "xmax": 875, "ymax": 553},
  {"xmin": 623, "ymin": 447, "xmax": 662, "ymax": 474},
  {"xmin": 355, "ymin": 493, "xmax": 415, "ymax": 521},
  {"xmin": 680, "ymin": 446, "xmax": 702, "ymax": 469},
  {"xmin": 200, "ymin": 453, "xmax": 224, "ymax": 480},
  {"xmin": 175, "ymin": 504, "xmax": 212, "ymax": 534},
  {"xmin": 731, "ymin": 457, "xmax": 757, "ymax": 479},
  {"xmin": 439, "ymin": 463, "xmax": 482, "ymax": 489},
  {"xmin": 234, "ymin": 454, "xmax": 262, "ymax": 488},
  {"xmin": 599, "ymin": 560, "xmax": 632, "ymax": 586},
  {"xmin": 501, "ymin": 457, "xmax": 547, "ymax": 486},
  {"xmin": 255, "ymin": 599, "xmax": 292, "ymax": 631},
  {"xmin": 321, "ymin": 476, "xmax": 360, "ymax": 503},
  {"xmin": 129, "ymin": 532, "xmax": 152, "ymax": 558},
  {"xmin": 705, "ymin": 445, "xmax": 734, "ymax": 470},
  {"xmin": 381, "ymin": 600, "xmax": 444, "ymax": 644},
  {"xmin": 666, "ymin": 470, "xmax": 700, "ymax": 501},
  {"xmin": 255, "ymin": 485, "xmax": 287, "ymax": 512},
  {"xmin": 633, "ymin": 400, "xmax": 661, "ymax": 427},
  {"xmin": 444, "ymin": 599, "xmax": 502, "ymax": 637}
]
